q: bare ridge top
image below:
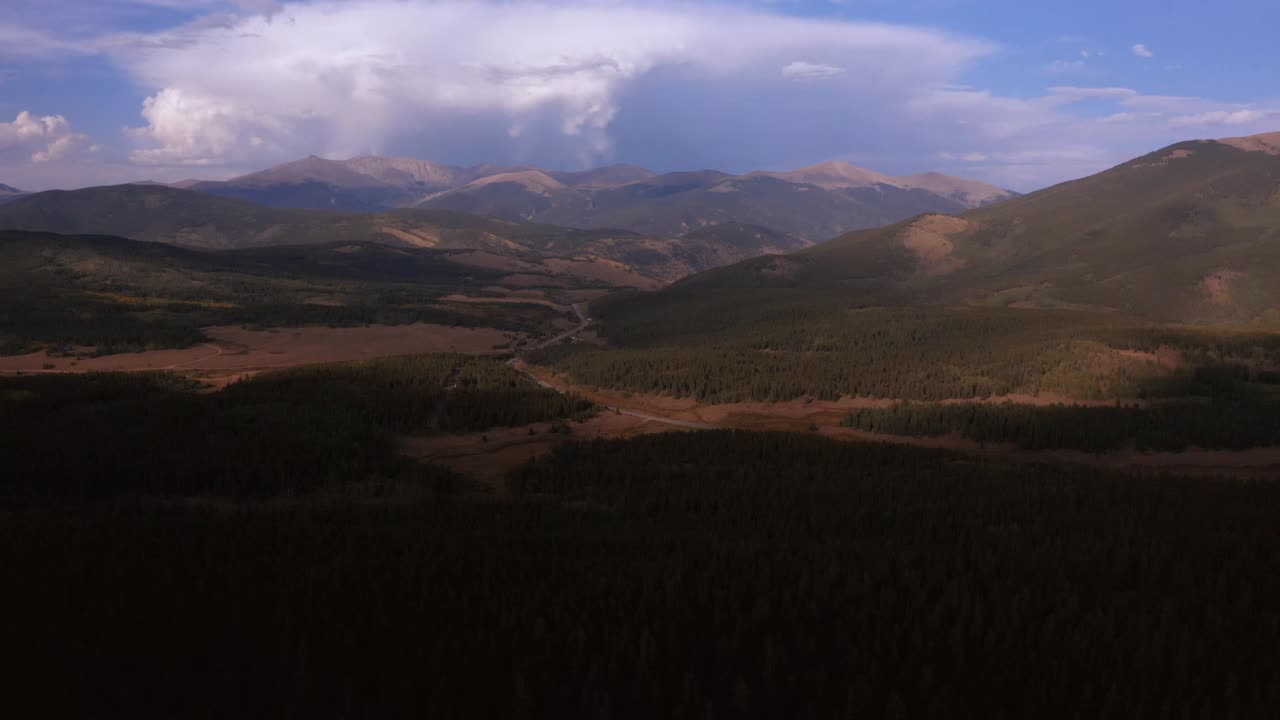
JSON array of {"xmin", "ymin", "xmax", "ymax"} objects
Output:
[
  {"xmin": 755, "ymin": 161, "xmax": 892, "ymax": 189},
  {"xmin": 1216, "ymin": 130, "xmax": 1280, "ymax": 155}
]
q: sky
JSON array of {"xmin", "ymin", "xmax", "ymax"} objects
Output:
[{"xmin": 1, "ymin": 0, "xmax": 1277, "ymax": 192}]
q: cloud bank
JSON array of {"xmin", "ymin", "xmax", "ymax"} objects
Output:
[
  {"xmin": 4, "ymin": 0, "xmax": 1280, "ymax": 191},
  {"xmin": 114, "ymin": 1, "xmax": 993, "ymax": 169}
]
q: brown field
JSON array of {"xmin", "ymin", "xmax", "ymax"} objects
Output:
[
  {"xmin": 0, "ymin": 323, "xmax": 518, "ymax": 379},
  {"xmin": 440, "ymin": 294, "xmax": 570, "ymax": 312}
]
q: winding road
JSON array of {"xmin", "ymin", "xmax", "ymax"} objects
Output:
[
  {"xmin": 163, "ymin": 343, "xmax": 224, "ymax": 370},
  {"xmin": 510, "ymin": 304, "xmax": 721, "ymax": 432}
]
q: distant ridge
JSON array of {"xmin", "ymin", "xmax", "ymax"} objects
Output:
[
  {"xmin": 0, "ymin": 183, "xmax": 822, "ymax": 285},
  {"xmin": 158, "ymin": 153, "xmax": 1016, "ymax": 240},
  {"xmin": 0, "ymin": 182, "xmax": 24, "ymax": 205}
]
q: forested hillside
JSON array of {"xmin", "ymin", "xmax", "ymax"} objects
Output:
[{"xmin": 533, "ymin": 293, "xmax": 1280, "ymax": 404}]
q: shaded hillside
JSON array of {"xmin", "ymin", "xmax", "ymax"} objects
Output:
[
  {"xmin": 0, "ymin": 182, "xmax": 23, "ymax": 205},
  {"xmin": 0, "ymin": 185, "xmax": 809, "ymax": 289},
  {"xmin": 186, "ymin": 156, "xmax": 529, "ymax": 210},
  {"xmin": 673, "ymin": 134, "xmax": 1280, "ymax": 325},
  {"xmin": 0, "ymin": 229, "xmax": 584, "ymax": 355},
  {"xmin": 184, "ymin": 156, "xmax": 592, "ymax": 212},
  {"xmin": 547, "ymin": 164, "xmax": 656, "ymax": 187}
]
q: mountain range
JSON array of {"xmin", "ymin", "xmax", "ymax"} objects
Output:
[
  {"xmin": 6, "ymin": 131, "xmax": 1279, "ymax": 327},
  {"xmin": 673, "ymin": 130, "xmax": 1280, "ymax": 325},
  {"xmin": 0, "ymin": 184, "xmax": 808, "ymax": 288},
  {"xmin": 180, "ymin": 155, "xmax": 1017, "ymax": 240}
]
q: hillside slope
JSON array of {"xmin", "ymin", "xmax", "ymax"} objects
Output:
[{"xmin": 675, "ymin": 133, "xmax": 1280, "ymax": 325}]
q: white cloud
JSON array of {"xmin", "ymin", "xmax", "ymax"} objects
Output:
[
  {"xmin": 112, "ymin": 1, "xmax": 994, "ymax": 166},
  {"xmin": 126, "ymin": 88, "xmax": 288, "ymax": 165},
  {"xmin": 781, "ymin": 61, "xmax": 846, "ymax": 79},
  {"xmin": 0, "ymin": 112, "xmax": 95, "ymax": 163},
  {"xmin": 7, "ymin": 1, "xmax": 1279, "ymax": 192},
  {"xmin": 1168, "ymin": 109, "xmax": 1269, "ymax": 128},
  {"xmin": 1132, "ymin": 44, "xmax": 1154, "ymax": 58}
]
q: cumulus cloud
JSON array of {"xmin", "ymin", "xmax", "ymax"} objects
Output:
[
  {"xmin": 1131, "ymin": 44, "xmax": 1154, "ymax": 58},
  {"xmin": 112, "ymin": 1, "xmax": 993, "ymax": 166},
  {"xmin": 781, "ymin": 61, "xmax": 846, "ymax": 80},
  {"xmin": 8, "ymin": 0, "xmax": 1279, "ymax": 192},
  {"xmin": 0, "ymin": 112, "xmax": 95, "ymax": 163},
  {"xmin": 126, "ymin": 88, "xmax": 288, "ymax": 166}
]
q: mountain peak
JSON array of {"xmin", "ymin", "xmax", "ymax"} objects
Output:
[
  {"xmin": 228, "ymin": 155, "xmax": 389, "ymax": 188},
  {"xmin": 761, "ymin": 161, "xmax": 891, "ymax": 189},
  {"xmin": 0, "ymin": 183, "xmax": 22, "ymax": 195}
]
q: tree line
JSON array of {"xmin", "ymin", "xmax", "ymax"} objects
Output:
[{"xmin": 0, "ymin": 354, "xmax": 592, "ymax": 501}]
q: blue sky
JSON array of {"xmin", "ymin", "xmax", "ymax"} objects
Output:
[{"xmin": 1, "ymin": 0, "xmax": 1277, "ymax": 191}]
